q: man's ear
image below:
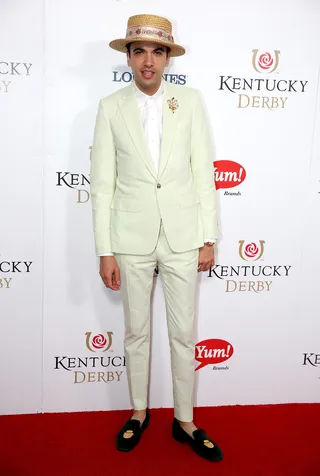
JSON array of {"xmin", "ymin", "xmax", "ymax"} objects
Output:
[{"xmin": 126, "ymin": 52, "xmax": 131, "ymax": 67}]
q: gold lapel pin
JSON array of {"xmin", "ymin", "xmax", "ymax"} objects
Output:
[{"xmin": 167, "ymin": 97, "xmax": 179, "ymax": 113}]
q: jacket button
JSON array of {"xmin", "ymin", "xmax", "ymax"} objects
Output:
[{"xmin": 157, "ymin": 183, "xmax": 161, "ymax": 189}]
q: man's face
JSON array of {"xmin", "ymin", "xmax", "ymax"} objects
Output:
[{"xmin": 127, "ymin": 41, "xmax": 170, "ymax": 94}]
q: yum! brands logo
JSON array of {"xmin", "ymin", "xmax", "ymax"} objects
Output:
[
  {"xmin": 214, "ymin": 160, "xmax": 246, "ymax": 196},
  {"xmin": 54, "ymin": 332, "xmax": 125, "ymax": 384},
  {"xmin": 208, "ymin": 240, "xmax": 292, "ymax": 293},
  {"xmin": 195, "ymin": 339, "xmax": 234, "ymax": 371},
  {"xmin": 218, "ymin": 49, "xmax": 308, "ymax": 110}
]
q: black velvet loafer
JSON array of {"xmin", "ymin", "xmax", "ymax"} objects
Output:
[
  {"xmin": 172, "ymin": 418, "xmax": 223, "ymax": 462},
  {"xmin": 116, "ymin": 409, "xmax": 150, "ymax": 452}
]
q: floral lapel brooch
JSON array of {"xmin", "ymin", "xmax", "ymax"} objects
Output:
[{"xmin": 167, "ymin": 97, "xmax": 179, "ymax": 113}]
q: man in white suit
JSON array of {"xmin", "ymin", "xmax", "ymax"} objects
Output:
[{"xmin": 90, "ymin": 14, "xmax": 223, "ymax": 461}]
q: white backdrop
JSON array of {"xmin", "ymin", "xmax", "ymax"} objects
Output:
[
  {"xmin": 0, "ymin": 0, "xmax": 44, "ymax": 414},
  {"xmin": 1, "ymin": 0, "xmax": 320, "ymax": 415}
]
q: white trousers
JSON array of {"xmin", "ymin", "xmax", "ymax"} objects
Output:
[{"xmin": 115, "ymin": 221, "xmax": 199, "ymax": 422}]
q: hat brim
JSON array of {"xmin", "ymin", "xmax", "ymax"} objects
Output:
[{"xmin": 109, "ymin": 37, "xmax": 185, "ymax": 57}]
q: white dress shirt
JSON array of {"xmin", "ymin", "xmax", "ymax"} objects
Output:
[
  {"xmin": 134, "ymin": 79, "xmax": 164, "ymax": 174},
  {"xmin": 99, "ymin": 80, "xmax": 215, "ymax": 256}
]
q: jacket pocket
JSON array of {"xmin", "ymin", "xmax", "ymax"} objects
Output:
[
  {"xmin": 110, "ymin": 197, "xmax": 140, "ymax": 213},
  {"xmin": 179, "ymin": 195, "xmax": 200, "ymax": 209}
]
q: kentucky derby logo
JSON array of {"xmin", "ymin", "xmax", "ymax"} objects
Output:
[
  {"xmin": 218, "ymin": 49, "xmax": 307, "ymax": 110},
  {"xmin": 54, "ymin": 331, "xmax": 125, "ymax": 384},
  {"xmin": 85, "ymin": 332, "xmax": 113, "ymax": 352},
  {"xmin": 56, "ymin": 170, "xmax": 91, "ymax": 204},
  {"xmin": 209, "ymin": 240, "xmax": 291, "ymax": 293},
  {"xmin": 238, "ymin": 240, "xmax": 265, "ymax": 261},
  {"xmin": 0, "ymin": 61, "xmax": 33, "ymax": 95},
  {"xmin": 252, "ymin": 49, "xmax": 280, "ymax": 74},
  {"xmin": 0, "ymin": 253, "xmax": 33, "ymax": 290}
]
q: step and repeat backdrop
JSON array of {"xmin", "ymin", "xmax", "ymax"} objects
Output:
[{"xmin": 1, "ymin": 0, "xmax": 320, "ymax": 415}]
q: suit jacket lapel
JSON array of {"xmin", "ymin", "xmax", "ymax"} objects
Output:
[
  {"xmin": 117, "ymin": 84, "xmax": 157, "ymax": 179},
  {"xmin": 158, "ymin": 81, "xmax": 180, "ymax": 179}
]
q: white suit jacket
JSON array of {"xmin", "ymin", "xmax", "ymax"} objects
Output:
[{"xmin": 90, "ymin": 81, "xmax": 218, "ymax": 255}]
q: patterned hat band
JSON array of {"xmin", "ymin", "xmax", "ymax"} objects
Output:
[
  {"xmin": 126, "ymin": 25, "xmax": 174, "ymax": 44},
  {"xmin": 109, "ymin": 14, "xmax": 185, "ymax": 57}
]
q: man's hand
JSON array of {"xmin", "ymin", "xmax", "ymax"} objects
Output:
[
  {"xmin": 100, "ymin": 256, "xmax": 121, "ymax": 291},
  {"xmin": 198, "ymin": 244, "xmax": 215, "ymax": 272}
]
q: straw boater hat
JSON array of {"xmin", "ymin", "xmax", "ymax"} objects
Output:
[{"xmin": 109, "ymin": 14, "xmax": 185, "ymax": 57}]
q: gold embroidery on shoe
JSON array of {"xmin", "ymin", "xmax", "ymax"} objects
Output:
[
  {"xmin": 203, "ymin": 439, "xmax": 214, "ymax": 448},
  {"xmin": 123, "ymin": 430, "xmax": 134, "ymax": 439}
]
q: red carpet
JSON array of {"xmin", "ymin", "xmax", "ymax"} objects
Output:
[{"xmin": 0, "ymin": 404, "xmax": 319, "ymax": 476}]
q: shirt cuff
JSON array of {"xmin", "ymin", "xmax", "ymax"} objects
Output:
[
  {"xmin": 204, "ymin": 239, "xmax": 216, "ymax": 244},
  {"xmin": 97, "ymin": 253, "xmax": 114, "ymax": 257}
]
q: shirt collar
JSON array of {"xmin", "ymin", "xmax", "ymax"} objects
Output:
[{"xmin": 133, "ymin": 79, "xmax": 165, "ymax": 104}]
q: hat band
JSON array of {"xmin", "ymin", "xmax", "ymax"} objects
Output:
[{"xmin": 126, "ymin": 25, "xmax": 174, "ymax": 44}]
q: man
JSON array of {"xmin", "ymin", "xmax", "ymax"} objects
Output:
[{"xmin": 90, "ymin": 14, "xmax": 223, "ymax": 462}]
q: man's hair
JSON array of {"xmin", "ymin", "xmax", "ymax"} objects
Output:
[{"xmin": 126, "ymin": 42, "xmax": 170, "ymax": 57}]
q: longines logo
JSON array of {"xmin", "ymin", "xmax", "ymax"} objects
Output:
[
  {"xmin": 0, "ymin": 254, "xmax": 33, "ymax": 289},
  {"xmin": 214, "ymin": 160, "xmax": 246, "ymax": 196},
  {"xmin": 0, "ymin": 61, "xmax": 33, "ymax": 94},
  {"xmin": 218, "ymin": 49, "xmax": 308, "ymax": 110},
  {"xmin": 208, "ymin": 240, "xmax": 292, "ymax": 293},
  {"xmin": 54, "ymin": 332, "xmax": 125, "ymax": 384},
  {"xmin": 113, "ymin": 70, "xmax": 187, "ymax": 85}
]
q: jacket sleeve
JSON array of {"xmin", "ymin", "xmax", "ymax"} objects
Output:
[
  {"xmin": 90, "ymin": 99, "xmax": 117, "ymax": 256},
  {"xmin": 190, "ymin": 90, "xmax": 218, "ymax": 240}
]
